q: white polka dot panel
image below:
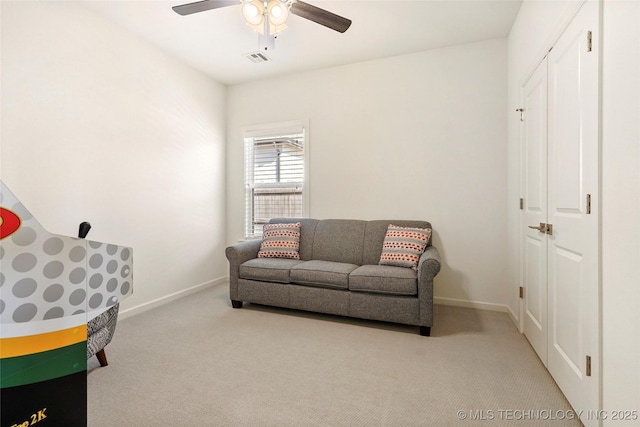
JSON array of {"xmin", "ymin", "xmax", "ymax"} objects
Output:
[{"xmin": 1, "ymin": 180, "xmax": 133, "ymax": 327}]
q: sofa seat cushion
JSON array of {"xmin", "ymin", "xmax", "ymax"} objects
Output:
[
  {"xmin": 290, "ymin": 260, "xmax": 359, "ymax": 290},
  {"xmin": 349, "ymin": 265, "xmax": 418, "ymax": 296},
  {"xmin": 239, "ymin": 258, "xmax": 303, "ymax": 284}
]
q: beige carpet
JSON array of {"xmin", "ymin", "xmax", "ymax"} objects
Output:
[{"xmin": 87, "ymin": 284, "xmax": 581, "ymax": 426}]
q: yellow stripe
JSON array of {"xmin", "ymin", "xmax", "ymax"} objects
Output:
[{"xmin": 0, "ymin": 325, "xmax": 87, "ymax": 358}]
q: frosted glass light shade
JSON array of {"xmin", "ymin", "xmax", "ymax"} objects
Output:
[
  {"xmin": 267, "ymin": 0, "xmax": 289, "ymax": 26},
  {"xmin": 242, "ymin": 0, "xmax": 264, "ymax": 26}
]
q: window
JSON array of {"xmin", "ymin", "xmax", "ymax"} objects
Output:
[{"xmin": 244, "ymin": 121, "xmax": 308, "ymax": 238}]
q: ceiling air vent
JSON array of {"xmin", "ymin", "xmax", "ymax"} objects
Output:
[{"xmin": 244, "ymin": 52, "xmax": 271, "ymax": 63}]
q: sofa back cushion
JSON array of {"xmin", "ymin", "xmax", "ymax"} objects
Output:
[
  {"xmin": 362, "ymin": 220, "xmax": 432, "ymax": 266},
  {"xmin": 312, "ymin": 219, "xmax": 367, "ymax": 265},
  {"xmin": 269, "ymin": 218, "xmax": 432, "ymax": 266}
]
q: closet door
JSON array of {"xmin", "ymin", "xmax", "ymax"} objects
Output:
[
  {"xmin": 547, "ymin": 0, "xmax": 599, "ymax": 419},
  {"xmin": 522, "ymin": 58, "xmax": 549, "ymax": 365},
  {"xmin": 521, "ymin": 1, "xmax": 599, "ymax": 422}
]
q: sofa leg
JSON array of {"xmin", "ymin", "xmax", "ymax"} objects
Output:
[
  {"xmin": 419, "ymin": 326, "xmax": 431, "ymax": 337},
  {"xmin": 231, "ymin": 300, "xmax": 243, "ymax": 309},
  {"xmin": 96, "ymin": 349, "xmax": 109, "ymax": 367}
]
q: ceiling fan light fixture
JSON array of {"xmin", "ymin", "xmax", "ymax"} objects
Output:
[
  {"xmin": 245, "ymin": 22, "xmax": 265, "ymax": 35},
  {"xmin": 242, "ymin": 0, "xmax": 290, "ymax": 35},
  {"xmin": 242, "ymin": 0, "xmax": 264, "ymax": 26},
  {"xmin": 267, "ymin": 0, "xmax": 289, "ymax": 26},
  {"xmin": 173, "ymin": 0, "xmax": 352, "ymax": 35},
  {"xmin": 268, "ymin": 22, "xmax": 287, "ymax": 36}
]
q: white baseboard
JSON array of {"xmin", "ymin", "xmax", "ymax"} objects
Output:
[
  {"xmin": 119, "ymin": 283, "xmax": 522, "ymax": 328},
  {"xmin": 434, "ymin": 296, "xmax": 522, "ymax": 330},
  {"xmin": 434, "ymin": 296, "xmax": 510, "ymax": 313},
  {"xmin": 506, "ymin": 305, "xmax": 520, "ymax": 329},
  {"xmin": 119, "ymin": 276, "xmax": 228, "ymax": 320}
]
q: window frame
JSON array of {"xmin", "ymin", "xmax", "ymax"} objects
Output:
[{"xmin": 242, "ymin": 120, "xmax": 309, "ymax": 239}]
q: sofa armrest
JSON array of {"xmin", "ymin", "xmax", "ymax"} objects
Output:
[
  {"xmin": 225, "ymin": 239, "xmax": 262, "ymax": 300},
  {"xmin": 418, "ymin": 245, "xmax": 441, "ymax": 282},
  {"xmin": 417, "ymin": 245, "xmax": 441, "ymax": 327}
]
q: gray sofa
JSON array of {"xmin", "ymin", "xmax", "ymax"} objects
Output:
[{"xmin": 225, "ymin": 218, "xmax": 441, "ymax": 336}]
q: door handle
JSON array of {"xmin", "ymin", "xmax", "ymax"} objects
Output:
[
  {"xmin": 528, "ymin": 223, "xmax": 553, "ymax": 235},
  {"xmin": 528, "ymin": 223, "xmax": 546, "ymax": 232}
]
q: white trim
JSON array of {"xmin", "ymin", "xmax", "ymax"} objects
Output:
[
  {"xmin": 119, "ymin": 284, "xmax": 521, "ymax": 328},
  {"xmin": 242, "ymin": 119, "xmax": 310, "ymax": 239},
  {"xmin": 241, "ymin": 119, "xmax": 309, "ymax": 139},
  {"xmin": 434, "ymin": 297, "xmax": 521, "ymax": 329},
  {"xmin": 434, "ymin": 296, "xmax": 511, "ymax": 314},
  {"xmin": 303, "ymin": 121, "xmax": 310, "ymax": 219},
  {"xmin": 518, "ymin": 298, "xmax": 524, "ymax": 333},
  {"xmin": 518, "ymin": 77, "xmax": 525, "ymax": 334},
  {"xmin": 637, "ymin": 1, "xmax": 640, "ymax": 413},
  {"xmin": 518, "ymin": 0, "xmax": 587, "ymax": 89},
  {"xmin": 506, "ymin": 304, "xmax": 519, "ymax": 328},
  {"xmin": 119, "ymin": 277, "xmax": 227, "ymax": 320}
]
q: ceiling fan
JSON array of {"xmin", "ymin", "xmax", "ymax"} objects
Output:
[{"xmin": 172, "ymin": 0, "xmax": 352, "ymax": 52}]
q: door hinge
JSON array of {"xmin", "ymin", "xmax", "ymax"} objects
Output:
[
  {"xmin": 519, "ymin": 286, "xmax": 524, "ymax": 299},
  {"xmin": 587, "ymin": 31, "xmax": 593, "ymax": 52},
  {"xmin": 516, "ymin": 108, "xmax": 524, "ymax": 121},
  {"xmin": 586, "ymin": 355, "xmax": 592, "ymax": 376},
  {"xmin": 519, "ymin": 198, "xmax": 524, "ymax": 210},
  {"xmin": 586, "ymin": 194, "xmax": 591, "ymax": 214}
]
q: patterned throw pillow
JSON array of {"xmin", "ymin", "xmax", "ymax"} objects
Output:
[
  {"xmin": 258, "ymin": 222, "xmax": 301, "ymax": 259},
  {"xmin": 379, "ymin": 224, "xmax": 432, "ymax": 270}
]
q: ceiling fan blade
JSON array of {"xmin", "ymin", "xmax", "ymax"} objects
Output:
[
  {"xmin": 290, "ymin": 1, "xmax": 352, "ymax": 33},
  {"xmin": 172, "ymin": 0, "xmax": 239, "ymax": 16}
]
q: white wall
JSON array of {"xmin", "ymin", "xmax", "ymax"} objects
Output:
[
  {"xmin": 601, "ymin": 0, "xmax": 640, "ymax": 419},
  {"xmin": 0, "ymin": 1, "xmax": 228, "ymax": 316},
  {"xmin": 508, "ymin": 0, "xmax": 640, "ymax": 420},
  {"xmin": 227, "ymin": 39, "xmax": 509, "ymax": 312}
]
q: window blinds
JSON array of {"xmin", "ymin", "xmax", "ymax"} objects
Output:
[{"xmin": 244, "ymin": 132, "xmax": 305, "ymax": 238}]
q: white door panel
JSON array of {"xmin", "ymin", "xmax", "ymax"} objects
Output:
[
  {"xmin": 520, "ymin": 2, "xmax": 600, "ymax": 423},
  {"xmin": 551, "ymin": 246, "xmax": 582, "ymax": 375},
  {"xmin": 547, "ymin": 1, "xmax": 599, "ymax": 421},
  {"xmin": 522, "ymin": 57, "xmax": 548, "ymax": 365}
]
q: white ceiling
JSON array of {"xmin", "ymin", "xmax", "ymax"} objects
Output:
[{"xmin": 83, "ymin": 0, "xmax": 522, "ymax": 86}]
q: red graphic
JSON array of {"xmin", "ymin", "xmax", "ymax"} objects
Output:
[{"xmin": 0, "ymin": 207, "xmax": 21, "ymax": 239}]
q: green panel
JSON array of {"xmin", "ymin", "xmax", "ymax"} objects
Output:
[{"xmin": 0, "ymin": 342, "xmax": 87, "ymax": 389}]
